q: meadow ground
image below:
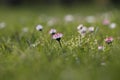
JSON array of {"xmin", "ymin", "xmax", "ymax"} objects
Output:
[{"xmin": 0, "ymin": 5, "xmax": 120, "ymax": 80}]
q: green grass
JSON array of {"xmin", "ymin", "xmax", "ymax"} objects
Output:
[{"xmin": 0, "ymin": 5, "xmax": 120, "ymax": 80}]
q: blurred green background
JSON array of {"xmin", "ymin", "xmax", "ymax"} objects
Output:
[
  {"xmin": 0, "ymin": 0, "xmax": 120, "ymax": 80},
  {"xmin": 0, "ymin": 0, "xmax": 120, "ymax": 6}
]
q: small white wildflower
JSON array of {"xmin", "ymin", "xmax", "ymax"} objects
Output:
[
  {"xmin": 30, "ymin": 44, "xmax": 36, "ymax": 47},
  {"xmin": 36, "ymin": 24, "xmax": 43, "ymax": 31},
  {"xmin": 94, "ymin": 39, "xmax": 98, "ymax": 44},
  {"xmin": 47, "ymin": 18, "xmax": 56, "ymax": 26},
  {"xmin": 88, "ymin": 26, "xmax": 94, "ymax": 32},
  {"xmin": 30, "ymin": 41, "xmax": 40, "ymax": 48},
  {"xmin": 101, "ymin": 62, "xmax": 106, "ymax": 66},
  {"xmin": 98, "ymin": 46, "xmax": 104, "ymax": 51},
  {"xmin": 0, "ymin": 22, "xmax": 6, "ymax": 29},
  {"xmin": 86, "ymin": 16, "xmax": 95, "ymax": 23},
  {"xmin": 22, "ymin": 27, "xmax": 29, "ymax": 32},
  {"xmin": 109, "ymin": 23, "xmax": 116, "ymax": 29},
  {"xmin": 64, "ymin": 15, "xmax": 74, "ymax": 22}
]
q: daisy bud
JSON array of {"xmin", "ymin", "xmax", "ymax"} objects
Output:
[
  {"xmin": 105, "ymin": 37, "xmax": 113, "ymax": 44},
  {"xmin": 88, "ymin": 26, "xmax": 94, "ymax": 33},
  {"xmin": 36, "ymin": 25, "xmax": 43, "ymax": 31},
  {"xmin": 49, "ymin": 29, "xmax": 57, "ymax": 35},
  {"xmin": 52, "ymin": 33, "xmax": 63, "ymax": 41}
]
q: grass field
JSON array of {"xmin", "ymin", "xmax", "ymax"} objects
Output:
[{"xmin": 0, "ymin": 5, "xmax": 120, "ymax": 80}]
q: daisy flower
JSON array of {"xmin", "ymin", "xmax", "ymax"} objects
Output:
[
  {"xmin": 78, "ymin": 26, "xmax": 87, "ymax": 36},
  {"xmin": 49, "ymin": 29, "xmax": 57, "ymax": 35},
  {"xmin": 47, "ymin": 18, "xmax": 57, "ymax": 26},
  {"xmin": 52, "ymin": 33, "xmax": 63, "ymax": 47},
  {"xmin": 103, "ymin": 19, "xmax": 110, "ymax": 25},
  {"xmin": 105, "ymin": 37, "xmax": 113, "ymax": 44},
  {"xmin": 88, "ymin": 26, "xmax": 94, "ymax": 33},
  {"xmin": 64, "ymin": 15, "xmax": 74, "ymax": 22},
  {"xmin": 77, "ymin": 24, "xmax": 83, "ymax": 30},
  {"xmin": 109, "ymin": 23, "xmax": 116, "ymax": 29},
  {"xmin": 52, "ymin": 33, "xmax": 63, "ymax": 41},
  {"xmin": 36, "ymin": 24, "xmax": 43, "ymax": 31},
  {"xmin": 85, "ymin": 16, "xmax": 95, "ymax": 23}
]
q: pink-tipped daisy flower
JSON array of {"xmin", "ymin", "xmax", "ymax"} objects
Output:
[
  {"xmin": 105, "ymin": 37, "xmax": 113, "ymax": 44},
  {"xmin": 103, "ymin": 19, "xmax": 110, "ymax": 25},
  {"xmin": 52, "ymin": 33, "xmax": 63, "ymax": 41}
]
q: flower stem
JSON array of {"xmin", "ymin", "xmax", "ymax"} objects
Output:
[{"xmin": 58, "ymin": 40, "xmax": 62, "ymax": 48}]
